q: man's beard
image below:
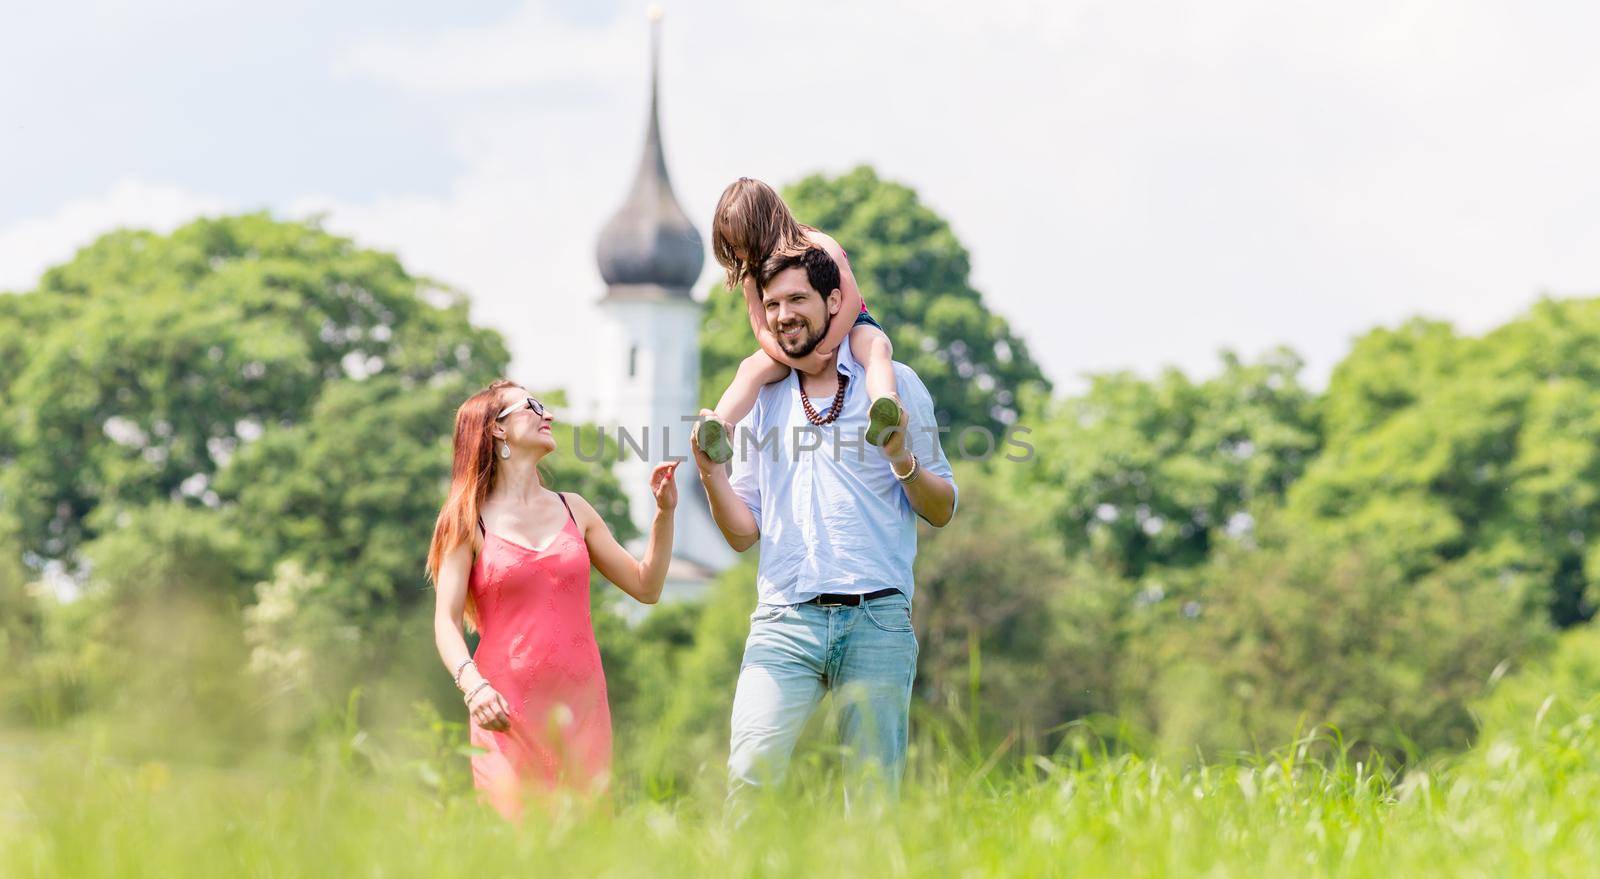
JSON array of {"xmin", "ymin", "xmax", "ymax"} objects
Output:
[{"xmin": 775, "ymin": 311, "xmax": 832, "ymax": 358}]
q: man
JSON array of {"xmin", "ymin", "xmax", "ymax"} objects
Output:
[{"xmin": 691, "ymin": 245, "xmax": 958, "ymax": 803}]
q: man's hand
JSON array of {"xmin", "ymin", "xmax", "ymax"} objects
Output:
[
  {"xmin": 878, "ymin": 402, "xmax": 912, "ymax": 469},
  {"xmin": 691, "ymin": 408, "xmax": 762, "ymax": 551},
  {"xmin": 691, "ymin": 409, "xmax": 731, "ymax": 478}
]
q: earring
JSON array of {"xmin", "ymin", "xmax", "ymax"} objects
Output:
[{"xmin": 499, "ymin": 442, "xmax": 511, "ymax": 460}]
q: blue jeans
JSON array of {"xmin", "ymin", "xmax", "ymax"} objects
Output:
[{"xmin": 727, "ymin": 591, "xmax": 919, "ymax": 802}]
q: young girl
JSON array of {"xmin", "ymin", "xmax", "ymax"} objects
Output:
[{"xmin": 697, "ymin": 177, "xmax": 902, "ymax": 464}]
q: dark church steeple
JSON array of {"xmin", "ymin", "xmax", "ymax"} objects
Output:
[{"xmin": 595, "ymin": 7, "xmax": 703, "ymax": 297}]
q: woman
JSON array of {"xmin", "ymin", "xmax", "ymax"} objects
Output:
[{"xmin": 426, "ymin": 379, "xmax": 678, "ymax": 818}]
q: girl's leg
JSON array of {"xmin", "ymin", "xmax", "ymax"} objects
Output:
[
  {"xmin": 851, "ymin": 325, "xmax": 903, "ymax": 446},
  {"xmin": 701, "ymin": 350, "xmax": 790, "ymax": 463}
]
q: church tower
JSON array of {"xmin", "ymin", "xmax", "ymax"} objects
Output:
[{"xmin": 590, "ymin": 8, "xmax": 736, "ymax": 587}]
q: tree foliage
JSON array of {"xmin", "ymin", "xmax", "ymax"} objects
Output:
[
  {"xmin": 1130, "ymin": 520, "xmax": 1551, "ymax": 757},
  {"xmin": 1291, "ymin": 300, "xmax": 1600, "ymax": 625},
  {"xmin": 0, "ymin": 214, "xmax": 509, "ymax": 561},
  {"xmin": 1018, "ymin": 348, "xmax": 1320, "ymax": 577}
]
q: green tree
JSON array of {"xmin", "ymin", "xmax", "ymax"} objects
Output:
[
  {"xmin": 700, "ymin": 166, "xmax": 1049, "ymax": 438},
  {"xmin": 0, "ymin": 214, "xmax": 508, "ymax": 562},
  {"xmin": 0, "ymin": 532, "xmax": 42, "ymax": 721},
  {"xmin": 910, "ymin": 463, "xmax": 1131, "ymax": 753},
  {"xmin": 214, "ymin": 374, "xmax": 483, "ymax": 611},
  {"xmin": 1018, "ymin": 348, "xmax": 1320, "ymax": 578},
  {"xmin": 1291, "ymin": 298, "xmax": 1600, "ymax": 625},
  {"xmin": 1473, "ymin": 621, "xmax": 1600, "ymax": 746},
  {"xmin": 63, "ymin": 502, "xmax": 262, "ymax": 756},
  {"xmin": 1134, "ymin": 518, "xmax": 1551, "ymax": 758}
]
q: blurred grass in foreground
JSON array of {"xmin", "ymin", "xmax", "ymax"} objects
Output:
[
  {"xmin": 5, "ymin": 687, "xmax": 1599, "ymax": 878},
  {"xmin": 6, "ymin": 626, "xmax": 1600, "ymax": 877}
]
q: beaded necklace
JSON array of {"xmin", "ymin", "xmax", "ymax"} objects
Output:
[{"xmin": 800, "ymin": 371, "xmax": 848, "ymax": 426}]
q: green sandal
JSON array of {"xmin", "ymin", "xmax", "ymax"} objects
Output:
[
  {"xmin": 699, "ymin": 418, "xmax": 734, "ymax": 464},
  {"xmin": 866, "ymin": 396, "xmax": 904, "ymax": 447}
]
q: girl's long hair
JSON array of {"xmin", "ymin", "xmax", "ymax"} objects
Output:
[
  {"xmin": 426, "ymin": 379, "xmax": 518, "ymax": 628},
  {"xmin": 711, "ymin": 177, "xmax": 813, "ymax": 291}
]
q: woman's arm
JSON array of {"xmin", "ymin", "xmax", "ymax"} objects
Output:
[
  {"xmin": 432, "ymin": 540, "xmax": 510, "ymax": 731},
  {"xmin": 805, "ymin": 230, "xmax": 864, "ymax": 358},
  {"xmin": 570, "ymin": 466, "xmax": 677, "ymax": 604}
]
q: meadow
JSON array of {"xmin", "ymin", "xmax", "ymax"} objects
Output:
[{"xmin": 5, "ymin": 628, "xmax": 1598, "ymax": 878}]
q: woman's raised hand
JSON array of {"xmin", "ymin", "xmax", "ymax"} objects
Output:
[{"xmin": 650, "ymin": 461, "xmax": 680, "ymax": 511}]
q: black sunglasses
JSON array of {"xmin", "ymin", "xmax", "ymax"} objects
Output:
[{"xmin": 496, "ymin": 396, "xmax": 547, "ymax": 420}]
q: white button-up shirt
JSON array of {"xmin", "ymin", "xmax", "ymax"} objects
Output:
[{"xmin": 729, "ymin": 336, "xmax": 958, "ymax": 605}]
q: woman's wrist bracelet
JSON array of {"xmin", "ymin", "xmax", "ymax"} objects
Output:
[
  {"xmin": 463, "ymin": 681, "xmax": 491, "ymax": 705},
  {"xmin": 452, "ymin": 658, "xmax": 477, "ymax": 689}
]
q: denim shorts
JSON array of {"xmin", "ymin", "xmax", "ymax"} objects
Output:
[{"xmin": 853, "ymin": 309, "xmax": 883, "ymax": 332}]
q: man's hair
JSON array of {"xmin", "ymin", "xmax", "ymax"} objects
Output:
[{"xmin": 757, "ymin": 246, "xmax": 840, "ymax": 299}]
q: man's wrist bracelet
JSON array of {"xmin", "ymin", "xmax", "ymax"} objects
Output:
[{"xmin": 893, "ymin": 454, "xmax": 921, "ymax": 484}]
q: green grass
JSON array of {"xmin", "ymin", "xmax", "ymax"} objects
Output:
[{"xmin": 5, "ymin": 693, "xmax": 1600, "ymax": 879}]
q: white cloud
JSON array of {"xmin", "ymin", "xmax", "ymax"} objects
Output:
[{"xmin": 0, "ymin": 180, "xmax": 227, "ymax": 293}]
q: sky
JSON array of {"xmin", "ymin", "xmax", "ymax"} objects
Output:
[{"xmin": 3, "ymin": 0, "xmax": 1598, "ymax": 396}]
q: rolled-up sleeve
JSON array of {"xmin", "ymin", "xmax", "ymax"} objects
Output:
[{"xmin": 728, "ymin": 409, "xmax": 764, "ymax": 532}]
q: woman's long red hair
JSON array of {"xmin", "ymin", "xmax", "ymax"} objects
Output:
[{"xmin": 426, "ymin": 379, "xmax": 518, "ymax": 627}]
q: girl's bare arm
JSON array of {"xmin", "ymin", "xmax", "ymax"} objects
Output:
[{"xmin": 805, "ymin": 230, "xmax": 865, "ymax": 359}]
